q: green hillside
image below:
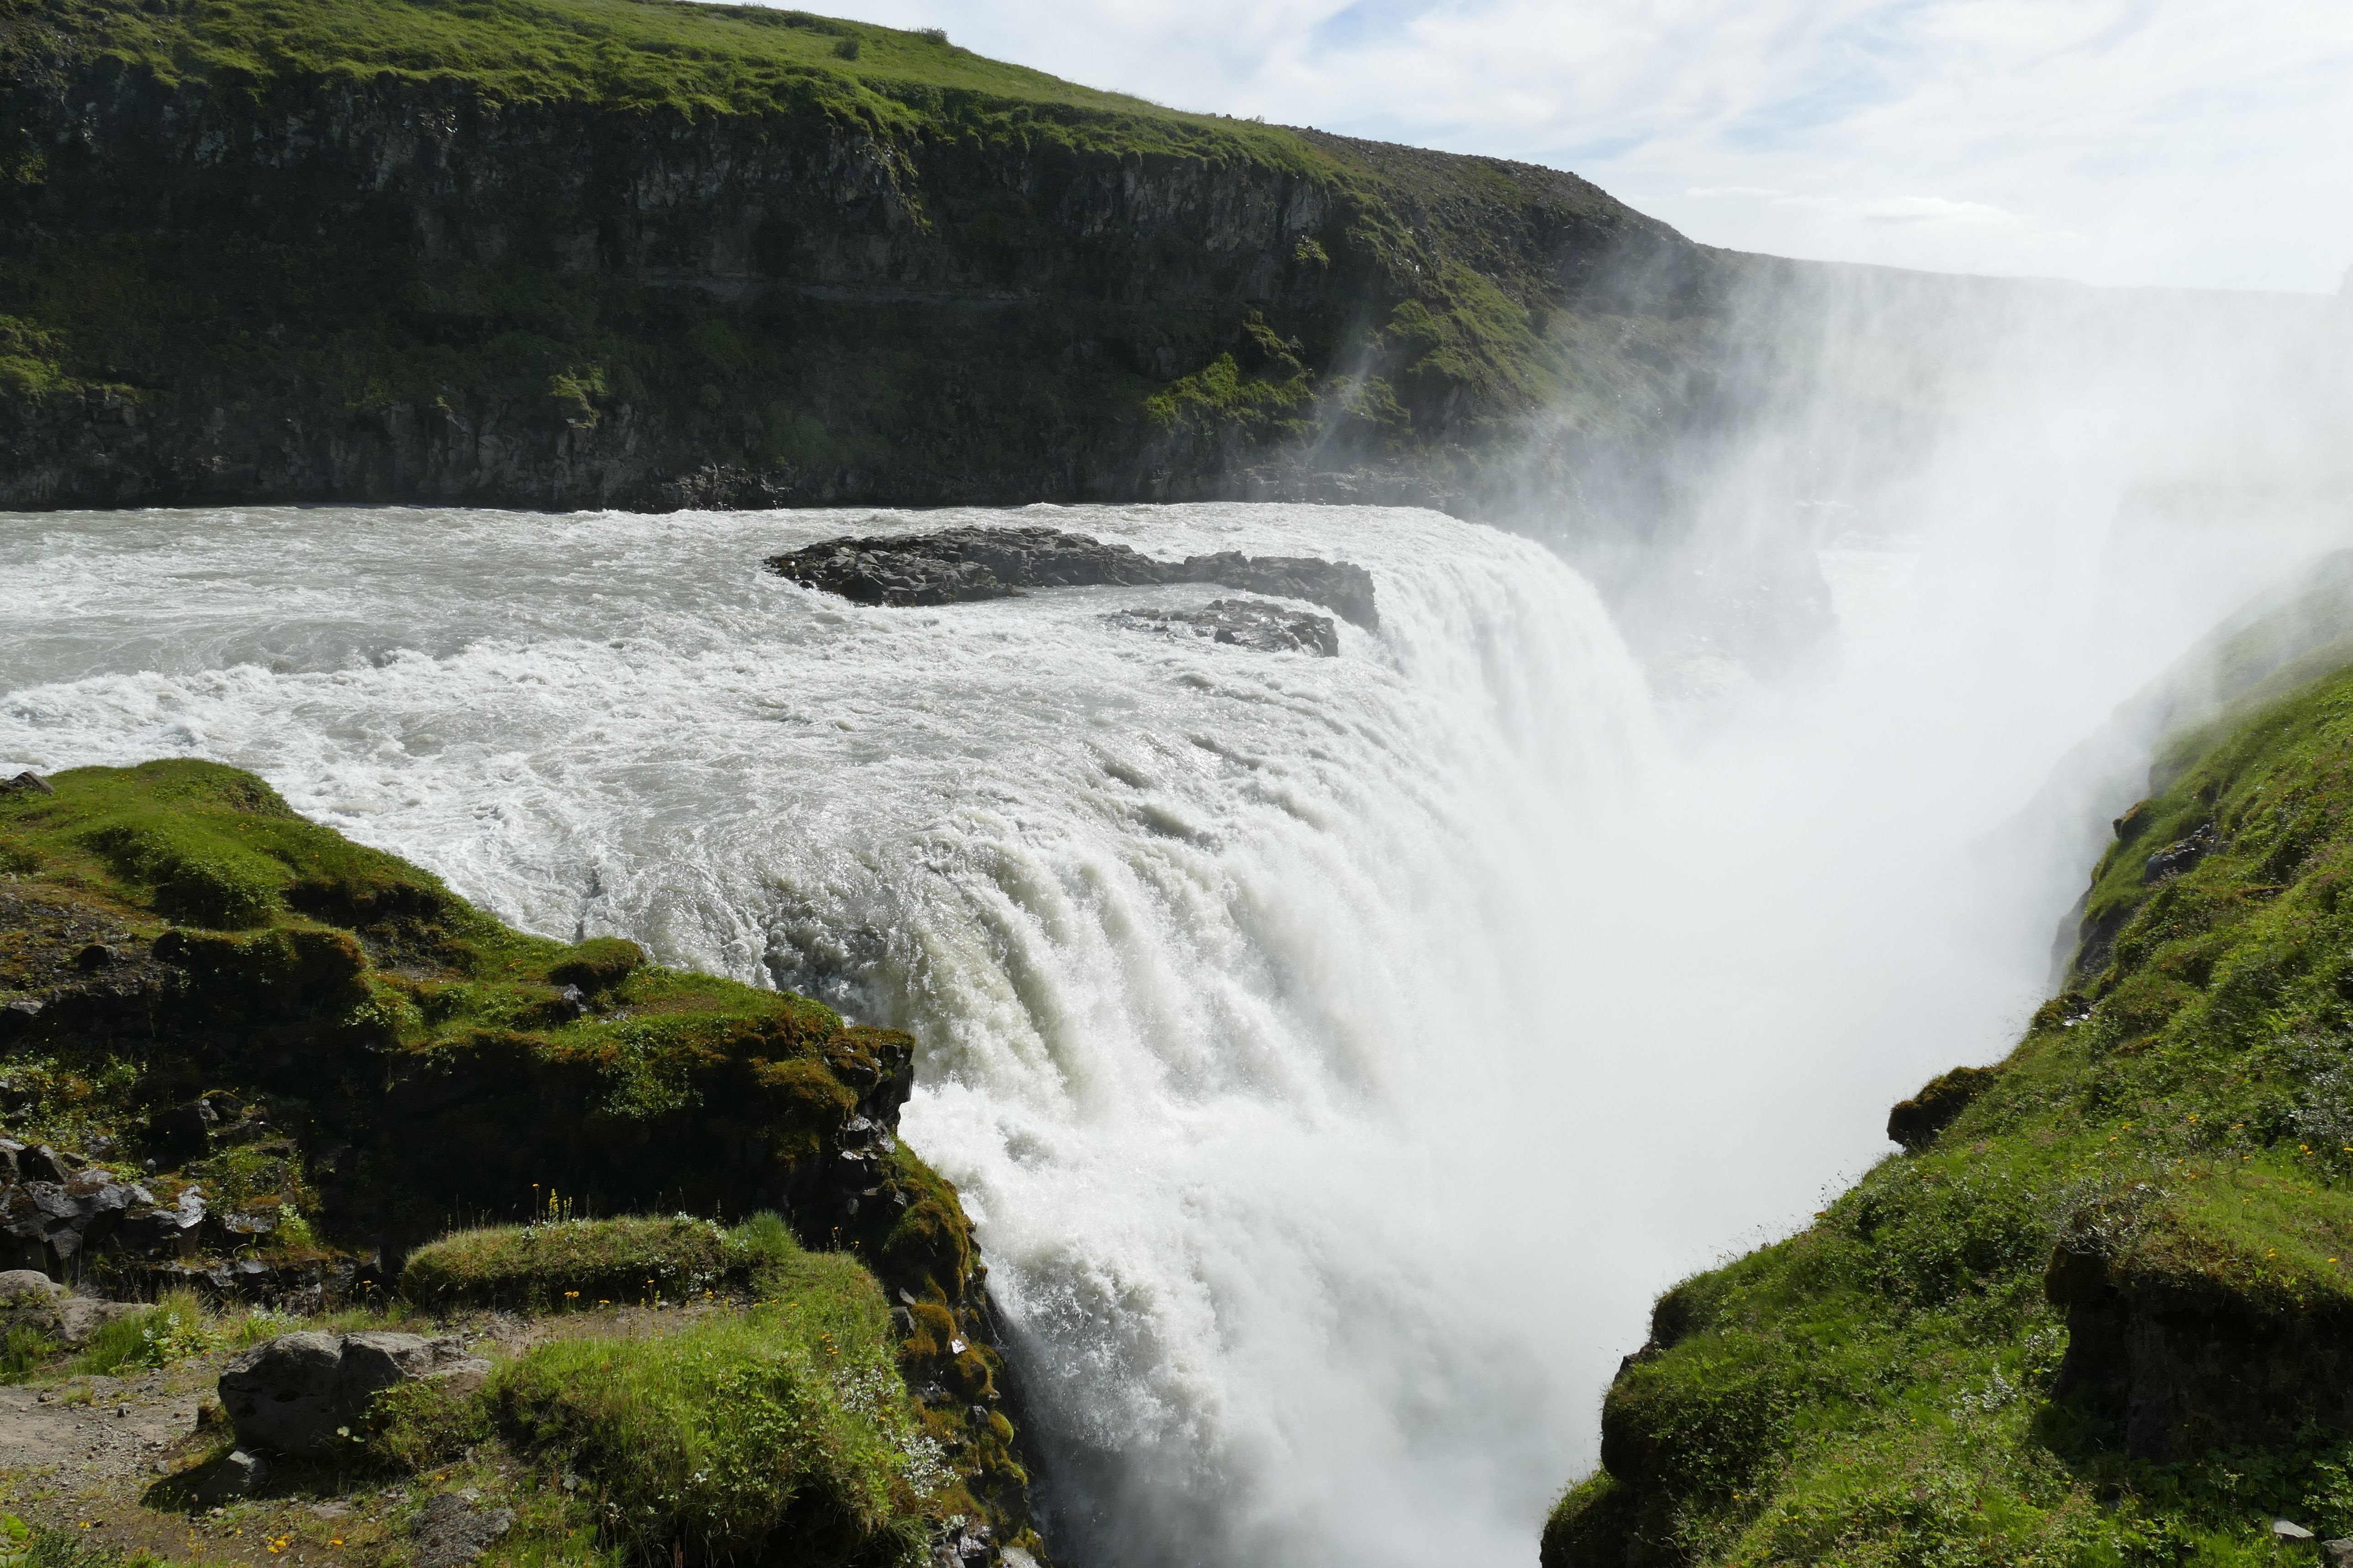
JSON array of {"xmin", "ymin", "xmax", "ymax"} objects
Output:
[
  {"xmin": 1549, "ymin": 651, "xmax": 2353, "ymax": 1565},
  {"xmin": 7, "ymin": 0, "xmax": 1311, "ymax": 157},
  {"xmin": 0, "ymin": 0, "xmax": 1707, "ymax": 514}
]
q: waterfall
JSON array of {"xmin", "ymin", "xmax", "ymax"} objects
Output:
[
  {"xmin": 8, "ymin": 486, "xmax": 2333, "ymax": 1561},
  {"xmin": 0, "ymin": 501, "xmax": 1667, "ymax": 1564}
]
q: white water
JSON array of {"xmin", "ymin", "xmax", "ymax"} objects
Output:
[
  {"xmin": 0, "ymin": 503, "xmax": 1669, "ymax": 1563},
  {"xmin": 1, "ymin": 495, "xmax": 2339, "ymax": 1563}
]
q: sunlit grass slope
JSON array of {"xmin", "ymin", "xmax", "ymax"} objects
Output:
[
  {"xmin": 24, "ymin": 0, "xmax": 1316, "ymax": 160},
  {"xmin": 1548, "ymin": 654, "xmax": 2353, "ymax": 1565}
]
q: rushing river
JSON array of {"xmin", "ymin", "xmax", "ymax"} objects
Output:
[{"xmin": 0, "ymin": 497, "xmax": 2320, "ymax": 1564}]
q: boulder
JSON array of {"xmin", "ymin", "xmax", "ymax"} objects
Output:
[
  {"xmin": 219, "ymin": 1331, "xmax": 490, "ymax": 1456},
  {"xmin": 409, "ymin": 1492, "xmax": 515, "ymax": 1568},
  {"xmin": 0, "ymin": 772, "xmax": 53, "ymax": 798},
  {"xmin": 0, "ymin": 1268, "xmax": 63, "ymax": 1336},
  {"xmin": 768, "ymin": 525, "xmax": 1379, "ymax": 629}
]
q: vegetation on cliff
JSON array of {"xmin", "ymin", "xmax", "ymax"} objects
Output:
[
  {"xmin": 0, "ymin": 759, "xmax": 1031, "ymax": 1558},
  {"xmin": 0, "ymin": 0, "xmax": 1709, "ymax": 512},
  {"xmin": 1549, "ymin": 646, "xmax": 2353, "ymax": 1565}
]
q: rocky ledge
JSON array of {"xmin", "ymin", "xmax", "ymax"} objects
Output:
[
  {"xmin": 1105, "ymin": 600, "xmax": 1340, "ymax": 657},
  {"xmin": 766, "ymin": 526, "xmax": 1380, "ymax": 630}
]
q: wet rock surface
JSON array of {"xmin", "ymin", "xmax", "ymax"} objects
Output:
[
  {"xmin": 769, "ymin": 525, "xmax": 1379, "ymax": 629},
  {"xmin": 219, "ymin": 1331, "xmax": 489, "ymax": 1457},
  {"xmin": 1105, "ymin": 599, "xmax": 1341, "ymax": 656}
]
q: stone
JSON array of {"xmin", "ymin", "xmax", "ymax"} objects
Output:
[
  {"xmin": 0, "ymin": 772, "xmax": 53, "ymax": 798},
  {"xmin": 0, "ymin": 1166, "xmax": 153, "ymax": 1274},
  {"xmin": 2321, "ymin": 1539, "xmax": 2353, "ymax": 1567},
  {"xmin": 768, "ymin": 525, "xmax": 1379, "ymax": 629},
  {"xmin": 408, "ymin": 1492, "xmax": 515, "ymax": 1568},
  {"xmin": 2275, "ymin": 1519, "xmax": 2316, "ymax": 1539},
  {"xmin": 219, "ymin": 1331, "xmax": 491, "ymax": 1456},
  {"xmin": 0, "ymin": 1268, "xmax": 61, "ymax": 1306},
  {"xmin": 120, "ymin": 1185, "xmax": 207, "ymax": 1257},
  {"xmin": 2143, "ymin": 823, "xmax": 2216, "ymax": 883},
  {"xmin": 187, "ymin": 1448, "xmax": 271, "ymax": 1504},
  {"xmin": 1886, "ymin": 1065, "xmax": 2001, "ymax": 1153},
  {"xmin": 1105, "ymin": 598, "xmax": 1340, "ymax": 656},
  {"xmin": 930, "ymin": 1519, "xmax": 992, "ymax": 1568}
]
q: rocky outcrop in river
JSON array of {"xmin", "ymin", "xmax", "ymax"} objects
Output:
[{"xmin": 767, "ymin": 525, "xmax": 1378, "ymax": 628}]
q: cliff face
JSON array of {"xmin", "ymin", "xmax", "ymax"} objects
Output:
[{"xmin": 0, "ymin": 0, "xmax": 1715, "ymax": 513}]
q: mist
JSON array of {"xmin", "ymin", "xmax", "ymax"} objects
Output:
[{"xmin": 1506, "ymin": 260, "xmax": 2353, "ymax": 1314}]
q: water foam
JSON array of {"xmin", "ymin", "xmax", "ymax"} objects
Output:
[{"xmin": 0, "ymin": 502, "xmax": 1671, "ymax": 1564}]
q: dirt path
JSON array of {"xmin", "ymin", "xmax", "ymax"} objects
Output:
[{"xmin": 0, "ymin": 1372, "xmax": 208, "ymax": 1485}]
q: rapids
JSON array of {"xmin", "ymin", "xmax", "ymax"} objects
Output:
[{"xmin": 0, "ymin": 497, "xmax": 2293, "ymax": 1564}]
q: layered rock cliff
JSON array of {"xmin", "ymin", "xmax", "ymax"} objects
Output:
[{"xmin": 0, "ymin": 0, "xmax": 1722, "ymax": 515}]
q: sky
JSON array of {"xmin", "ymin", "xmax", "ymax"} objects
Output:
[{"xmin": 795, "ymin": 0, "xmax": 2353, "ymax": 295}]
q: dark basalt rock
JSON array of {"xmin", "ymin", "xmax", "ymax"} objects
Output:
[
  {"xmin": 219, "ymin": 1329, "xmax": 489, "ymax": 1457},
  {"xmin": 1106, "ymin": 599, "xmax": 1341, "ymax": 657},
  {"xmin": 2143, "ymin": 823, "xmax": 2217, "ymax": 883},
  {"xmin": 767, "ymin": 525, "xmax": 1379, "ymax": 630},
  {"xmin": 0, "ymin": 1163, "xmax": 153, "ymax": 1275}
]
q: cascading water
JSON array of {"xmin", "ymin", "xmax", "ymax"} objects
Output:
[
  {"xmin": 0, "ymin": 502, "xmax": 1672, "ymax": 1564},
  {"xmin": 5, "ymin": 489, "xmax": 2335, "ymax": 1563}
]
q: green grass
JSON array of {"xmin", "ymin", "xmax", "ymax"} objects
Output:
[
  {"xmin": 492, "ymin": 1263, "xmax": 944, "ymax": 1567},
  {"xmin": 0, "ymin": 1512, "xmax": 211, "ymax": 1568},
  {"xmin": 0, "ymin": 760, "xmax": 1029, "ymax": 1545},
  {"xmin": 63, "ymin": 1290, "xmax": 218, "ymax": 1377},
  {"xmin": 8, "ymin": 0, "xmax": 1315, "ymax": 164},
  {"xmin": 1549, "ymin": 654, "xmax": 2353, "ymax": 1566},
  {"xmin": 400, "ymin": 1212, "xmax": 802, "ymax": 1310}
]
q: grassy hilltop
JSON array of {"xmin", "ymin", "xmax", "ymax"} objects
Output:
[
  {"xmin": 1549, "ymin": 639, "xmax": 2353, "ymax": 1563},
  {"xmin": 0, "ymin": 759, "xmax": 1032, "ymax": 1562},
  {"xmin": 0, "ymin": 0, "xmax": 1714, "ymax": 514}
]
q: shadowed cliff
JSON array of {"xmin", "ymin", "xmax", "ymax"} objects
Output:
[{"xmin": 0, "ymin": 0, "xmax": 1734, "ymax": 516}]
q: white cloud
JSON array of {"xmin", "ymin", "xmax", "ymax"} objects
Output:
[{"xmin": 798, "ymin": 0, "xmax": 2353, "ymax": 292}]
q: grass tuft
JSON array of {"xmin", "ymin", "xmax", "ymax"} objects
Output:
[{"xmin": 493, "ymin": 1273, "xmax": 943, "ymax": 1566}]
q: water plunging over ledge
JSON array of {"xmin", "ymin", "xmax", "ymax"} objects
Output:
[{"xmin": 0, "ymin": 498, "xmax": 2285, "ymax": 1564}]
